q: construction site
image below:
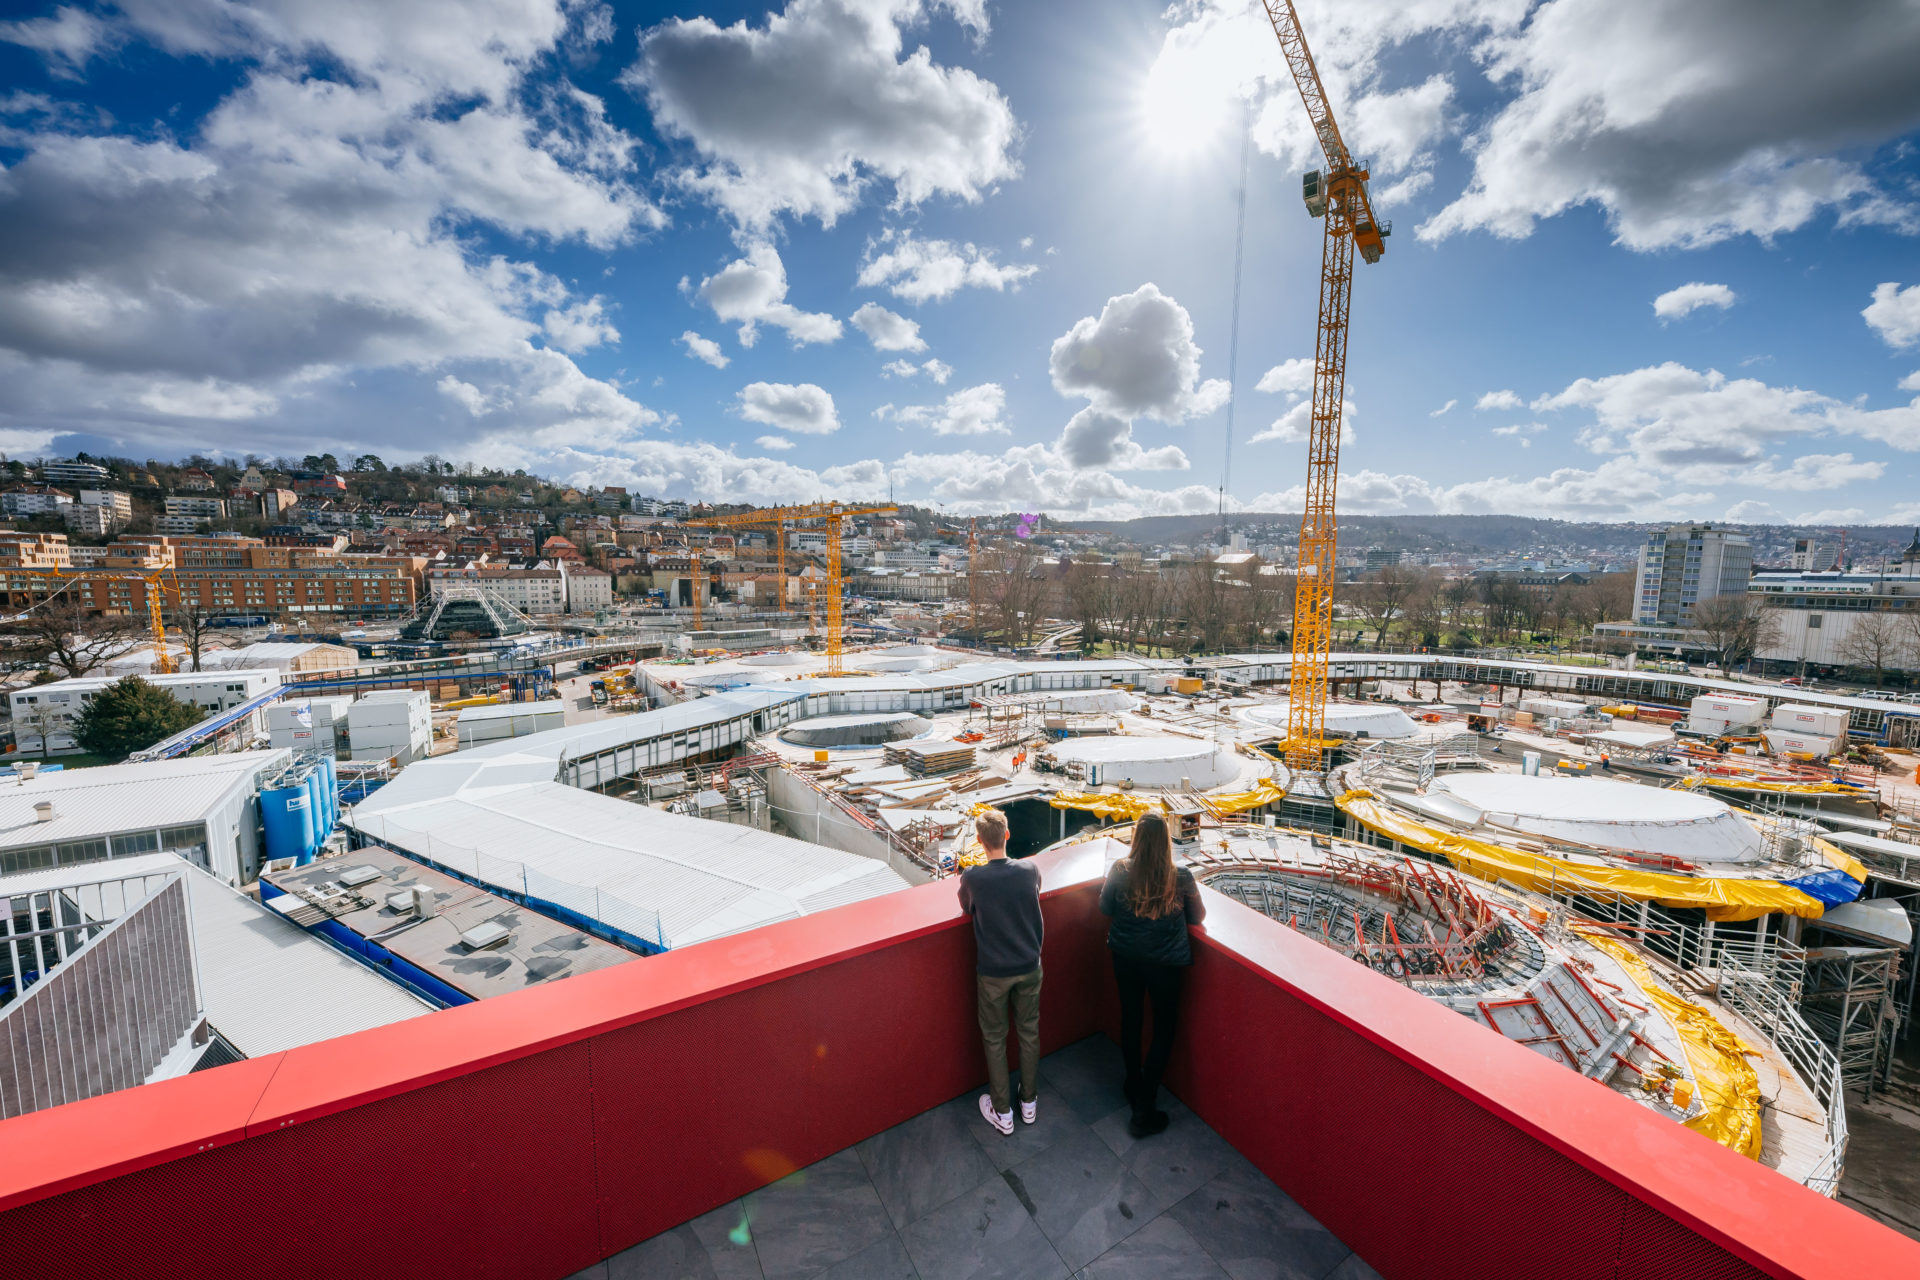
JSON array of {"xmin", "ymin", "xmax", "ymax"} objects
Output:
[{"xmin": 6, "ymin": 2, "xmax": 1920, "ymax": 1276}]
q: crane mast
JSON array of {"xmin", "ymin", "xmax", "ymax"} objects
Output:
[{"xmin": 1260, "ymin": 0, "xmax": 1388, "ymax": 775}]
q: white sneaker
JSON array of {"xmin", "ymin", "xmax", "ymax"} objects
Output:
[
  {"xmin": 1020, "ymin": 1098, "xmax": 1037, "ymax": 1126},
  {"xmin": 979, "ymin": 1094, "xmax": 1014, "ymax": 1135}
]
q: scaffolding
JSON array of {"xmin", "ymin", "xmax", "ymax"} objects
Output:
[
  {"xmin": 400, "ymin": 585, "xmax": 536, "ymax": 641},
  {"xmin": 1800, "ymin": 944, "xmax": 1902, "ymax": 1096}
]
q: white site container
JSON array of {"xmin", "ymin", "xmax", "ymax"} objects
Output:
[
  {"xmin": 1689, "ymin": 694, "xmax": 1765, "ymax": 726},
  {"xmin": 1520, "ymin": 697, "xmax": 1588, "ymax": 720},
  {"xmin": 267, "ymin": 696, "xmax": 355, "ymax": 755},
  {"xmin": 346, "ymin": 689, "xmax": 431, "ymax": 765},
  {"xmin": 1769, "ymin": 704, "xmax": 1849, "ymax": 738},
  {"xmin": 1764, "ymin": 729, "xmax": 1839, "ymax": 758}
]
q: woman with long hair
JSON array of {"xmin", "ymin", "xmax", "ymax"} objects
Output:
[{"xmin": 1099, "ymin": 812, "xmax": 1206, "ymax": 1138}]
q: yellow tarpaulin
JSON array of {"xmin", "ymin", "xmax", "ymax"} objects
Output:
[
  {"xmin": 1197, "ymin": 779, "xmax": 1288, "ymax": 816},
  {"xmin": 1047, "ymin": 792, "xmax": 1165, "ymax": 821},
  {"xmin": 1335, "ymin": 789, "xmax": 1826, "ymax": 921},
  {"xmin": 1812, "ymin": 836, "xmax": 1870, "ymax": 885},
  {"xmin": 1576, "ymin": 930, "xmax": 1763, "ymax": 1161}
]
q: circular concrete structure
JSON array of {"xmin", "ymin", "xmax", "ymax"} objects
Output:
[
  {"xmin": 1239, "ymin": 701, "xmax": 1419, "ymax": 739},
  {"xmin": 1044, "ymin": 736, "xmax": 1239, "ymax": 789},
  {"xmin": 1429, "ymin": 774, "xmax": 1766, "ymax": 863},
  {"xmin": 780, "ymin": 711, "xmax": 934, "ymax": 749}
]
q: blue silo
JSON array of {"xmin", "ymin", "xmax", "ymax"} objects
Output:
[{"xmin": 261, "ymin": 779, "xmax": 317, "ymax": 865}]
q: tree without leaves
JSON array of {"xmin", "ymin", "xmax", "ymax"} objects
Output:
[
  {"xmin": 73, "ymin": 676, "xmax": 204, "ymax": 761},
  {"xmin": 1690, "ymin": 595, "xmax": 1784, "ymax": 675},
  {"xmin": 1355, "ymin": 564, "xmax": 1418, "ymax": 648},
  {"xmin": 1835, "ymin": 610, "xmax": 1903, "ymax": 690},
  {"xmin": 0, "ymin": 595, "xmax": 150, "ymax": 678}
]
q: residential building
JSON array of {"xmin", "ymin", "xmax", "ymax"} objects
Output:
[
  {"xmin": 2, "ymin": 487, "xmax": 73, "ymax": 517},
  {"xmin": 40, "ymin": 459, "xmax": 110, "ymax": 486},
  {"xmin": 0, "ymin": 531, "xmax": 73, "ymax": 569},
  {"xmin": 78, "ymin": 490, "xmax": 133, "ymax": 522},
  {"xmin": 1633, "ymin": 524, "xmax": 1752, "ymax": 627},
  {"xmin": 165, "ymin": 496, "xmax": 229, "ymax": 521},
  {"xmin": 1791, "ymin": 537, "xmax": 1842, "ymax": 573},
  {"xmin": 428, "ymin": 565, "xmax": 567, "ymax": 615},
  {"xmin": 260, "ymin": 488, "xmax": 299, "ymax": 519},
  {"xmin": 176, "ymin": 467, "xmax": 216, "ymax": 491},
  {"xmin": 596, "ymin": 486, "xmax": 628, "ymax": 510},
  {"xmin": 155, "ymin": 515, "xmax": 212, "ymax": 535},
  {"xmin": 561, "ymin": 563, "xmax": 613, "ymax": 612},
  {"xmin": 61, "ymin": 502, "xmax": 124, "ymax": 537}
]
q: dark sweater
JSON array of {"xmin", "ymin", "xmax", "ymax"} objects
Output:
[
  {"xmin": 1100, "ymin": 860, "xmax": 1205, "ymax": 967},
  {"xmin": 958, "ymin": 858, "xmax": 1043, "ymax": 977}
]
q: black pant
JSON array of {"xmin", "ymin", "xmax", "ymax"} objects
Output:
[{"xmin": 1112, "ymin": 950, "xmax": 1183, "ymax": 1118}]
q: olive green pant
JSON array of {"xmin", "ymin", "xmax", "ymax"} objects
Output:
[{"xmin": 977, "ymin": 966, "xmax": 1042, "ymax": 1114}]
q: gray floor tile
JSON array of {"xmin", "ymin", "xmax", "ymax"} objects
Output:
[
  {"xmin": 1167, "ymin": 1163, "xmax": 1353, "ymax": 1280},
  {"xmin": 860, "ymin": 1099, "xmax": 1001, "ymax": 1229},
  {"xmin": 822, "ymin": 1231, "xmax": 921, "ymax": 1279},
  {"xmin": 744, "ymin": 1148, "xmax": 896, "ymax": 1279},
  {"xmin": 1004, "ymin": 1126, "xmax": 1153, "ymax": 1272},
  {"xmin": 607, "ymin": 1223, "xmax": 731, "ymax": 1280},
  {"xmin": 1076, "ymin": 1216, "xmax": 1229, "ymax": 1280},
  {"xmin": 1322, "ymin": 1250, "xmax": 1382, "ymax": 1280},
  {"xmin": 1038, "ymin": 1036, "xmax": 1126, "ymax": 1124},
  {"xmin": 1089, "ymin": 1101, "xmax": 1239, "ymax": 1217},
  {"xmin": 686, "ymin": 1200, "xmax": 766, "ymax": 1280},
  {"xmin": 901, "ymin": 1178, "xmax": 1069, "ymax": 1280},
  {"xmin": 955, "ymin": 1086, "xmax": 1095, "ymax": 1173}
]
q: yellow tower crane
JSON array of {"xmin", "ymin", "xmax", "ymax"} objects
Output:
[
  {"xmin": 0, "ymin": 567, "xmax": 178, "ymax": 673},
  {"xmin": 1261, "ymin": 0, "xmax": 1390, "ymax": 776},
  {"xmin": 683, "ymin": 501, "xmax": 897, "ymax": 675}
]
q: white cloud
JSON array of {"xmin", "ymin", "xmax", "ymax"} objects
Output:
[
  {"xmin": 1430, "ymin": 399, "xmax": 1457, "ymax": 417},
  {"xmin": 882, "ymin": 382, "xmax": 1009, "ymax": 437},
  {"xmin": 1490, "ymin": 422, "xmax": 1547, "ymax": 447},
  {"xmin": 880, "ymin": 356, "xmax": 955, "ymax": 383},
  {"xmin": 1056, "ymin": 408, "xmax": 1187, "ymax": 471},
  {"xmin": 678, "ymin": 330, "xmax": 730, "ymax": 368},
  {"xmin": 1653, "ymin": 282, "xmax": 1737, "ymax": 322},
  {"xmin": 737, "ymin": 380, "xmax": 839, "ymax": 434},
  {"xmin": 1049, "ymin": 284, "xmax": 1229, "ymax": 423},
  {"xmin": 1255, "ymin": 358, "xmax": 1314, "ymax": 395},
  {"xmin": 1794, "ymin": 507, "xmax": 1868, "ymax": 525},
  {"xmin": 1538, "ymin": 361, "xmax": 1920, "ymax": 465},
  {"xmin": 856, "ymin": 230, "xmax": 1039, "ymax": 303},
  {"xmin": 0, "ymin": 5, "xmax": 115, "ymax": 77},
  {"xmin": 923, "ymin": 357, "xmax": 953, "ymax": 384},
  {"xmin": 1476, "ymin": 390, "xmax": 1522, "ymax": 411},
  {"xmin": 0, "ymin": 1, "xmax": 666, "ymax": 461},
  {"xmin": 889, "ymin": 447, "xmax": 1214, "ymax": 519},
  {"xmin": 881, "ymin": 359, "xmax": 920, "ymax": 379},
  {"xmin": 542, "ymin": 297, "xmax": 619, "ymax": 352},
  {"xmin": 623, "ymin": 0, "xmax": 1016, "ymax": 232},
  {"xmin": 849, "ymin": 301, "xmax": 926, "ymax": 352},
  {"xmin": 1722, "ymin": 500, "xmax": 1781, "ymax": 523},
  {"xmin": 694, "ymin": 243, "xmax": 842, "ymax": 347},
  {"xmin": 1901, "ymin": 371, "xmax": 1920, "ymax": 393},
  {"xmin": 1249, "ymin": 397, "xmax": 1355, "ymax": 446},
  {"xmin": 1423, "ymin": 0, "xmax": 1920, "ymax": 249},
  {"xmin": 1865, "ymin": 282, "xmax": 1920, "ymax": 349},
  {"xmin": 755, "ymin": 434, "xmax": 794, "ymax": 451}
]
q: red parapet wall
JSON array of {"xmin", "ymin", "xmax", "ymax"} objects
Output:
[{"xmin": 0, "ymin": 843, "xmax": 1911, "ymax": 1280}]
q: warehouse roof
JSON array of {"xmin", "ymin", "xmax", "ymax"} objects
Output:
[
  {"xmin": 349, "ymin": 745, "xmax": 909, "ymax": 948},
  {"xmin": 455, "ymin": 699, "xmax": 566, "ymax": 724},
  {"xmin": 0, "ymin": 752, "xmax": 287, "ymax": 849},
  {"xmin": 0, "ymin": 854, "xmax": 432, "ymax": 1056}
]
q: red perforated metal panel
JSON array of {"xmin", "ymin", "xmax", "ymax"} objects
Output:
[{"xmin": 1615, "ymin": 1196, "xmax": 1769, "ymax": 1280}]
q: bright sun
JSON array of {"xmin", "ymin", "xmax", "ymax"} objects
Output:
[{"xmin": 1139, "ymin": 47, "xmax": 1238, "ymax": 159}]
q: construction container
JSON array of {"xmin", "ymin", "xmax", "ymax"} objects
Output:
[
  {"xmin": 1520, "ymin": 697, "xmax": 1587, "ymax": 720},
  {"xmin": 1769, "ymin": 704, "xmax": 1849, "ymax": 738},
  {"xmin": 347, "ymin": 688, "xmax": 432, "ymax": 765},
  {"xmin": 267, "ymin": 696, "xmax": 353, "ymax": 756},
  {"xmin": 1173, "ymin": 676, "xmax": 1204, "ymax": 695},
  {"xmin": 1763, "ymin": 730, "xmax": 1839, "ymax": 758},
  {"xmin": 1600, "ymin": 705, "xmax": 1637, "ymax": 720},
  {"xmin": 1687, "ymin": 695, "xmax": 1765, "ymax": 734}
]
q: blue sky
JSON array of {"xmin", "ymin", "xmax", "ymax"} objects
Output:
[{"xmin": 3, "ymin": 0, "xmax": 1920, "ymax": 523}]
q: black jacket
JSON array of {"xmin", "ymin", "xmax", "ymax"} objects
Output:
[{"xmin": 1100, "ymin": 860, "xmax": 1205, "ymax": 966}]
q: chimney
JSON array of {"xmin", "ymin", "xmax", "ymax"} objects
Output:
[{"xmin": 33, "ymin": 801, "xmax": 55, "ymax": 823}]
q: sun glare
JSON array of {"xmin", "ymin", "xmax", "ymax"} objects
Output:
[{"xmin": 1139, "ymin": 46, "xmax": 1238, "ymax": 161}]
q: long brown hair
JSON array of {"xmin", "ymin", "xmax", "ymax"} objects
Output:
[{"xmin": 1124, "ymin": 813, "xmax": 1180, "ymax": 920}]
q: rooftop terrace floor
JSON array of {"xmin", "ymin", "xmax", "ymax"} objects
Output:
[{"xmin": 569, "ymin": 1035, "xmax": 1372, "ymax": 1280}]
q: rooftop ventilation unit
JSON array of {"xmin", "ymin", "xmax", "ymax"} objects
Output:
[
  {"xmin": 15, "ymin": 762, "xmax": 39, "ymax": 781},
  {"xmin": 385, "ymin": 885, "xmax": 436, "ymax": 917},
  {"xmin": 459, "ymin": 920, "xmax": 511, "ymax": 951},
  {"xmin": 336, "ymin": 865, "xmax": 383, "ymax": 888},
  {"xmin": 33, "ymin": 801, "xmax": 55, "ymax": 823}
]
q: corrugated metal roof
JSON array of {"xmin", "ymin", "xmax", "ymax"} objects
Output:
[
  {"xmin": 180, "ymin": 865, "xmax": 434, "ymax": 1054},
  {"xmin": 352, "ymin": 750, "xmax": 911, "ymax": 947},
  {"xmin": 456, "ymin": 699, "xmax": 566, "ymax": 723},
  {"xmin": 0, "ymin": 752, "xmax": 288, "ymax": 849}
]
